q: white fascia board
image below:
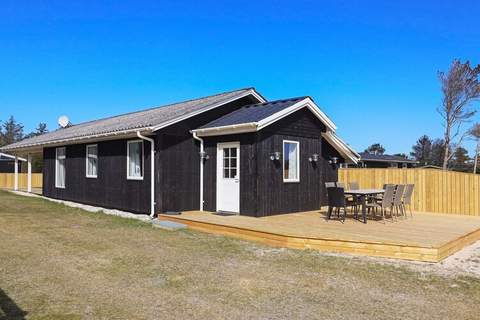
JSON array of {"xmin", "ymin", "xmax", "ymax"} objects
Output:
[
  {"xmin": 191, "ymin": 123, "xmax": 257, "ymax": 137},
  {"xmin": 256, "ymin": 97, "xmax": 337, "ymax": 132},
  {"xmin": 0, "ymin": 152, "xmax": 27, "ymax": 161},
  {"xmin": 152, "ymin": 89, "xmax": 265, "ymax": 132},
  {"xmin": 1, "ymin": 127, "xmax": 154, "ymax": 153},
  {"xmin": 322, "ymin": 131, "xmax": 360, "ymax": 164}
]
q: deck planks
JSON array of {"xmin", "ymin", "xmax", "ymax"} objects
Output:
[{"xmin": 158, "ymin": 210, "xmax": 480, "ymax": 262}]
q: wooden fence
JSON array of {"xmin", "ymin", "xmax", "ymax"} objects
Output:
[
  {"xmin": 0, "ymin": 173, "xmax": 43, "ymax": 189},
  {"xmin": 339, "ymin": 168, "xmax": 480, "ymax": 216}
]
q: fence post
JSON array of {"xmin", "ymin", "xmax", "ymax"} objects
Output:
[
  {"xmin": 27, "ymin": 154, "xmax": 32, "ymax": 193},
  {"xmin": 14, "ymin": 156, "xmax": 18, "ymax": 191}
]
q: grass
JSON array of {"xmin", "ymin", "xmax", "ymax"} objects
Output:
[{"xmin": 0, "ymin": 190, "xmax": 479, "ymax": 319}]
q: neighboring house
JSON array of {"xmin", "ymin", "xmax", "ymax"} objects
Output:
[
  {"xmin": 349, "ymin": 152, "xmax": 418, "ymax": 168},
  {"xmin": 1, "ymin": 88, "xmax": 359, "ymax": 217},
  {"xmin": 0, "ymin": 153, "xmax": 25, "ymax": 173}
]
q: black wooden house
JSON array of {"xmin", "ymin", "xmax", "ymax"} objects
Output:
[{"xmin": 1, "ymin": 88, "xmax": 359, "ymax": 217}]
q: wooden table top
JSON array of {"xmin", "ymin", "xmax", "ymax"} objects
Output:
[{"xmin": 344, "ymin": 189, "xmax": 385, "ymax": 195}]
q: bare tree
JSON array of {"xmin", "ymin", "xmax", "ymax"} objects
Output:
[
  {"xmin": 438, "ymin": 59, "xmax": 480, "ymax": 170},
  {"xmin": 470, "ymin": 123, "xmax": 480, "ymax": 174}
]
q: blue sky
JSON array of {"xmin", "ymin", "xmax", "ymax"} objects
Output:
[{"xmin": 1, "ymin": 1, "xmax": 479, "ymax": 155}]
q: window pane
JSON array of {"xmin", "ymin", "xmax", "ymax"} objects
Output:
[
  {"xmin": 87, "ymin": 146, "xmax": 98, "ymax": 177},
  {"xmin": 231, "ymin": 168, "xmax": 237, "ymax": 178},
  {"xmin": 223, "ymin": 158, "xmax": 229, "ymax": 169},
  {"xmin": 128, "ymin": 142, "xmax": 143, "ymax": 178},
  {"xmin": 56, "ymin": 148, "xmax": 66, "ymax": 188},
  {"xmin": 224, "ymin": 168, "xmax": 230, "ymax": 178},
  {"xmin": 230, "ymin": 158, "xmax": 237, "ymax": 169},
  {"xmin": 284, "ymin": 142, "xmax": 298, "ymax": 181},
  {"xmin": 223, "ymin": 148, "xmax": 229, "ymax": 158},
  {"xmin": 230, "ymin": 148, "xmax": 237, "ymax": 158}
]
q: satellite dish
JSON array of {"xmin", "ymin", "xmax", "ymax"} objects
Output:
[{"xmin": 58, "ymin": 115, "xmax": 70, "ymax": 128}]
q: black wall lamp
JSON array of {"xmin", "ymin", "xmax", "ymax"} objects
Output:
[
  {"xmin": 270, "ymin": 151, "xmax": 281, "ymax": 161},
  {"xmin": 199, "ymin": 151, "xmax": 210, "ymax": 161},
  {"xmin": 308, "ymin": 153, "xmax": 319, "ymax": 163}
]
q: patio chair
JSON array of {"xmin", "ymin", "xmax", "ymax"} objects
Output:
[
  {"xmin": 392, "ymin": 184, "xmax": 406, "ymax": 219},
  {"xmin": 365, "ymin": 185, "xmax": 396, "ymax": 222},
  {"xmin": 326, "ymin": 187, "xmax": 356, "ymax": 222},
  {"xmin": 336, "ymin": 182, "xmax": 345, "ymax": 188},
  {"xmin": 402, "ymin": 184, "xmax": 415, "ymax": 218}
]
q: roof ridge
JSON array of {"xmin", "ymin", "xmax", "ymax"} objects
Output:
[
  {"xmin": 63, "ymin": 87, "xmax": 256, "ymax": 129},
  {"xmin": 243, "ymin": 96, "xmax": 308, "ymax": 108}
]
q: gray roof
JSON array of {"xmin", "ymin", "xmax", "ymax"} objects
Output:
[
  {"xmin": 359, "ymin": 152, "xmax": 418, "ymax": 163},
  {"xmin": 2, "ymin": 88, "xmax": 259, "ymax": 151},
  {"xmin": 199, "ymin": 97, "xmax": 306, "ymax": 129}
]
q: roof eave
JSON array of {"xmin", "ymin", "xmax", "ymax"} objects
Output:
[
  {"xmin": 0, "ymin": 127, "xmax": 154, "ymax": 153},
  {"xmin": 191, "ymin": 123, "xmax": 258, "ymax": 137},
  {"xmin": 322, "ymin": 131, "xmax": 360, "ymax": 164}
]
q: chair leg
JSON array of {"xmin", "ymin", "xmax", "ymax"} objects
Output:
[{"xmin": 342, "ymin": 206, "xmax": 346, "ymax": 222}]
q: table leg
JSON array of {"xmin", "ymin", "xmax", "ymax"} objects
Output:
[
  {"xmin": 327, "ymin": 206, "xmax": 332, "ymax": 220},
  {"xmin": 361, "ymin": 195, "xmax": 367, "ymax": 224}
]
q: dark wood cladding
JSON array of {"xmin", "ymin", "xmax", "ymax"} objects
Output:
[
  {"xmin": 156, "ymin": 95, "xmax": 259, "ymax": 213},
  {"xmin": 202, "ymin": 108, "xmax": 344, "ymax": 217},
  {"xmin": 40, "ymin": 96, "xmax": 346, "ymax": 217},
  {"xmin": 43, "ymin": 138, "xmax": 152, "ymax": 214},
  {"xmin": 203, "ymin": 133, "xmax": 257, "ymax": 216}
]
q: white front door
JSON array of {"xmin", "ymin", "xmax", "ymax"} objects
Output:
[{"xmin": 216, "ymin": 142, "xmax": 240, "ymax": 213}]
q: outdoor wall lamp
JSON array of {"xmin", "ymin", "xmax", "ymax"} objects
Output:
[
  {"xmin": 270, "ymin": 151, "xmax": 281, "ymax": 161},
  {"xmin": 328, "ymin": 157, "xmax": 338, "ymax": 165},
  {"xmin": 308, "ymin": 153, "xmax": 319, "ymax": 162},
  {"xmin": 199, "ymin": 151, "xmax": 210, "ymax": 160}
]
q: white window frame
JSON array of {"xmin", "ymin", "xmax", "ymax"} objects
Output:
[
  {"xmin": 55, "ymin": 147, "xmax": 66, "ymax": 189},
  {"xmin": 127, "ymin": 140, "xmax": 144, "ymax": 180},
  {"xmin": 86, "ymin": 144, "xmax": 98, "ymax": 178},
  {"xmin": 283, "ymin": 140, "xmax": 300, "ymax": 183}
]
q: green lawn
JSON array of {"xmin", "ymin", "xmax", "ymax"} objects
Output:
[{"xmin": 0, "ymin": 190, "xmax": 479, "ymax": 320}]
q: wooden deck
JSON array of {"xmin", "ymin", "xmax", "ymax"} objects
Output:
[{"xmin": 158, "ymin": 210, "xmax": 480, "ymax": 262}]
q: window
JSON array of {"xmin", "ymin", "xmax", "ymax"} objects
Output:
[
  {"xmin": 222, "ymin": 147, "xmax": 238, "ymax": 179},
  {"xmin": 55, "ymin": 147, "xmax": 66, "ymax": 188},
  {"xmin": 86, "ymin": 144, "xmax": 98, "ymax": 178},
  {"xmin": 283, "ymin": 140, "xmax": 300, "ymax": 182},
  {"xmin": 127, "ymin": 140, "xmax": 143, "ymax": 180}
]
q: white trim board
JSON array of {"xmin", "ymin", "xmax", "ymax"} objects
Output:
[
  {"xmin": 0, "ymin": 152, "xmax": 26, "ymax": 162},
  {"xmin": 191, "ymin": 97, "xmax": 360, "ymax": 164},
  {"xmin": 191, "ymin": 97, "xmax": 336, "ymax": 137}
]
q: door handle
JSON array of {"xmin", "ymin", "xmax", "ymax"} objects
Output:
[{"xmin": 234, "ymin": 178, "xmax": 239, "ymax": 183}]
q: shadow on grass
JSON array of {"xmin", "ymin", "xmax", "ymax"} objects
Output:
[{"xmin": 0, "ymin": 288, "xmax": 27, "ymax": 320}]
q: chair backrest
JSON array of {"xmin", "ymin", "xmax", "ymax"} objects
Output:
[
  {"xmin": 381, "ymin": 185, "xmax": 396, "ymax": 207},
  {"xmin": 403, "ymin": 184, "xmax": 414, "ymax": 205},
  {"xmin": 327, "ymin": 187, "xmax": 346, "ymax": 207},
  {"xmin": 336, "ymin": 182, "xmax": 345, "ymax": 188},
  {"xmin": 325, "ymin": 182, "xmax": 336, "ymax": 189},
  {"xmin": 393, "ymin": 184, "xmax": 406, "ymax": 206},
  {"xmin": 349, "ymin": 181, "xmax": 359, "ymax": 190}
]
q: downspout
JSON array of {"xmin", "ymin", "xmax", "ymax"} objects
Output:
[
  {"xmin": 136, "ymin": 131, "xmax": 156, "ymax": 218},
  {"xmin": 192, "ymin": 132, "xmax": 204, "ymax": 211}
]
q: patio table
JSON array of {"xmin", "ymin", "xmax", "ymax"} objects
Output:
[{"xmin": 344, "ymin": 189, "xmax": 385, "ymax": 224}]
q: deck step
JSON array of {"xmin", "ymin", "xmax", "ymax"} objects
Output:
[{"xmin": 152, "ymin": 220, "xmax": 187, "ymax": 231}]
